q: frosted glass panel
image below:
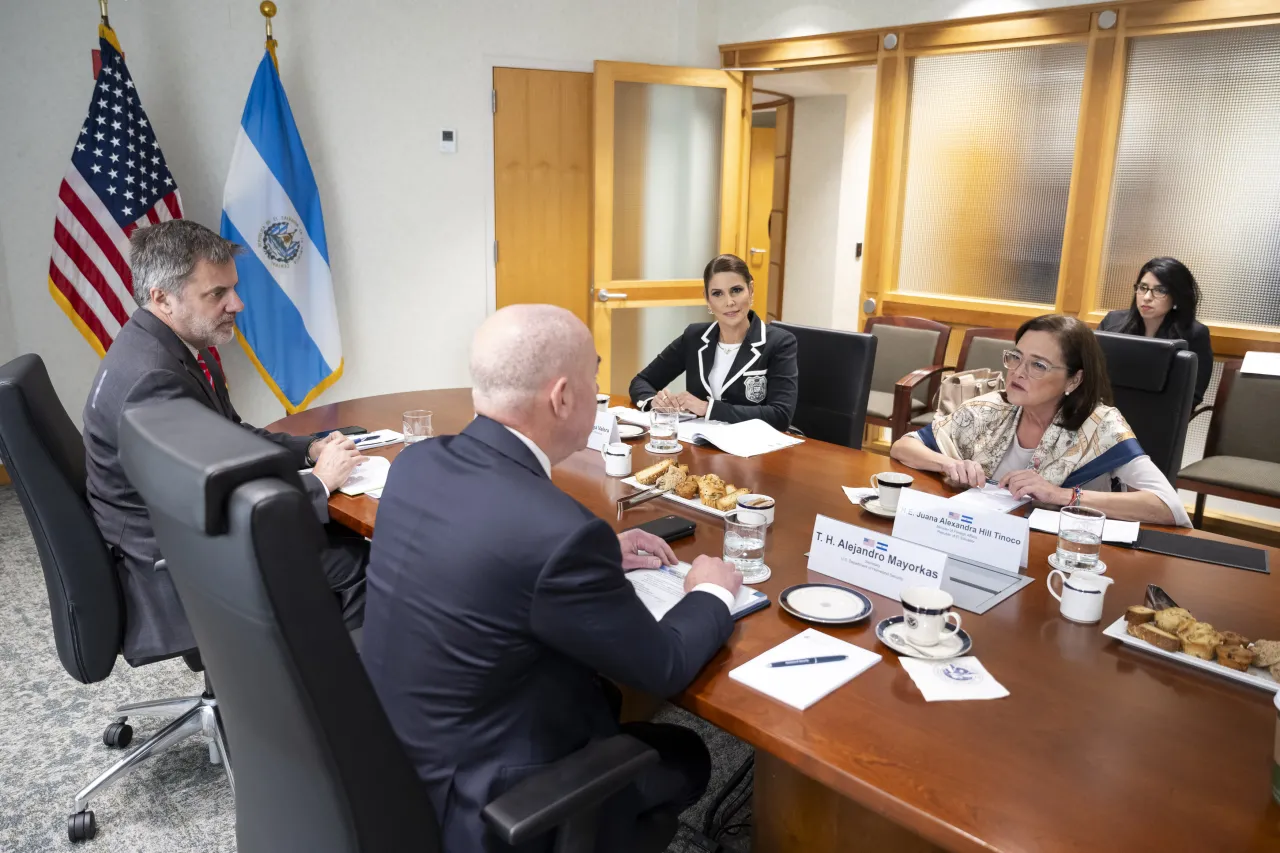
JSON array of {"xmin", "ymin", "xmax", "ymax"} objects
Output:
[
  {"xmin": 613, "ymin": 82, "xmax": 724, "ymax": 281},
  {"xmin": 897, "ymin": 43, "xmax": 1087, "ymax": 303},
  {"xmin": 1099, "ymin": 26, "xmax": 1280, "ymax": 328}
]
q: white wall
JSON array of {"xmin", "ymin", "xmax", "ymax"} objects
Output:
[
  {"xmin": 781, "ymin": 96, "xmax": 845, "ymax": 327},
  {"xmin": 716, "ymin": 0, "xmax": 1096, "ymax": 45},
  {"xmin": 0, "ymin": 0, "xmax": 720, "ymax": 426},
  {"xmin": 774, "ymin": 66, "xmax": 876, "ymax": 330}
]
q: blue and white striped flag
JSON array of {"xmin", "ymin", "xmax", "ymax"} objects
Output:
[{"xmin": 220, "ymin": 51, "xmax": 342, "ymax": 414}]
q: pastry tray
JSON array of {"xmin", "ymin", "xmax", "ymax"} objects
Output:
[
  {"xmin": 1103, "ymin": 616, "xmax": 1279, "ymax": 693},
  {"xmin": 620, "ymin": 477, "xmax": 730, "ymax": 519}
]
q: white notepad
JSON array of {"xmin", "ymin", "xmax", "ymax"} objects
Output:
[
  {"xmin": 949, "ymin": 483, "xmax": 1031, "ymax": 514},
  {"xmin": 336, "ymin": 456, "xmax": 391, "ymax": 496},
  {"xmin": 728, "ymin": 629, "xmax": 881, "ymax": 710},
  {"xmin": 627, "ymin": 563, "xmax": 768, "ymax": 621},
  {"xmin": 678, "ymin": 419, "xmax": 803, "ymax": 458}
]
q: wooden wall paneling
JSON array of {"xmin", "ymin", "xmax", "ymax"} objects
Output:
[
  {"xmin": 902, "ymin": 9, "xmax": 1094, "ymax": 51},
  {"xmin": 1056, "ymin": 12, "xmax": 1121, "ymax": 315},
  {"xmin": 768, "ymin": 101, "xmax": 793, "ymax": 321},
  {"xmin": 858, "ymin": 41, "xmax": 910, "ymax": 331},
  {"xmin": 747, "ymin": 125, "xmax": 776, "ymax": 312},
  {"xmin": 1125, "ymin": 0, "xmax": 1280, "ymax": 31}
]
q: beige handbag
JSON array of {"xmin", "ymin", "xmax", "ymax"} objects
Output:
[{"xmin": 936, "ymin": 368, "xmax": 1005, "ymax": 417}]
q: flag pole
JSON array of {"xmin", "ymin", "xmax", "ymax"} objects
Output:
[
  {"xmin": 98, "ymin": 0, "xmax": 109, "ymax": 26},
  {"xmin": 260, "ymin": 1, "xmax": 279, "ymax": 70}
]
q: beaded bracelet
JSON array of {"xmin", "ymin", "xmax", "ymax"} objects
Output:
[{"xmin": 1069, "ymin": 485, "xmax": 1083, "ymax": 507}]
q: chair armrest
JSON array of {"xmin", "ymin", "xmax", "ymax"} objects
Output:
[
  {"xmin": 890, "ymin": 364, "xmax": 946, "ymax": 442},
  {"xmin": 1189, "ymin": 403, "xmax": 1213, "ymax": 423},
  {"xmin": 482, "ymin": 734, "xmax": 659, "ymax": 846}
]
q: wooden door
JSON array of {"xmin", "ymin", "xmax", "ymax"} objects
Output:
[
  {"xmin": 592, "ymin": 62, "xmax": 751, "ymax": 393},
  {"xmin": 746, "ymin": 125, "xmax": 775, "ymax": 307},
  {"xmin": 493, "ymin": 68, "xmax": 592, "ymax": 324}
]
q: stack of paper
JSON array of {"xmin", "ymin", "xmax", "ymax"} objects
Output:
[
  {"xmin": 679, "ymin": 419, "xmax": 803, "ymax": 458},
  {"xmin": 949, "ymin": 483, "xmax": 1031, "ymax": 514},
  {"xmin": 1241, "ymin": 351, "xmax": 1280, "ymax": 377},
  {"xmin": 1028, "ymin": 508, "xmax": 1139, "ymax": 545},
  {"xmin": 728, "ymin": 629, "xmax": 880, "ymax": 710},
  {"xmin": 336, "ymin": 456, "xmax": 391, "ymax": 496},
  {"xmin": 627, "ymin": 562, "xmax": 768, "ymax": 621}
]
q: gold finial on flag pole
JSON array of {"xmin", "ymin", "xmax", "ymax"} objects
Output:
[
  {"xmin": 99, "ymin": 0, "xmax": 109, "ymax": 26},
  {"xmin": 260, "ymin": 1, "xmax": 279, "ymax": 69}
]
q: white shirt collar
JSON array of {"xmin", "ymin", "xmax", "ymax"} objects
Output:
[{"xmin": 502, "ymin": 425, "xmax": 552, "ymax": 478}]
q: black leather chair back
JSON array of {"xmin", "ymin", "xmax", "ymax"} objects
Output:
[
  {"xmin": 772, "ymin": 323, "xmax": 876, "ymax": 449},
  {"xmin": 119, "ymin": 399, "xmax": 437, "ymax": 853},
  {"xmin": 1094, "ymin": 332, "xmax": 1197, "ymax": 483},
  {"xmin": 0, "ymin": 354, "xmax": 121, "ymax": 684}
]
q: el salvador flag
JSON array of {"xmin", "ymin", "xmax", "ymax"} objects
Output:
[{"xmin": 221, "ymin": 52, "xmax": 342, "ymax": 414}]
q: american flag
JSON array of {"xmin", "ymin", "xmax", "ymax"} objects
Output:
[{"xmin": 48, "ymin": 25, "xmax": 182, "ymax": 356}]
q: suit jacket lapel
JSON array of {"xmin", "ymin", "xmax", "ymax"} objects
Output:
[
  {"xmin": 695, "ymin": 321, "xmax": 717, "ymax": 397},
  {"xmin": 718, "ymin": 313, "xmax": 766, "ymax": 396},
  {"xmin": 130, "ymin": 310, "xmax": 223, "ymax": 413},
  {"xmin": 199, "ymin": 349, "xmax": 235, "ymax": 418}
]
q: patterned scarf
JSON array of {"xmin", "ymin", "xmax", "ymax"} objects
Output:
[{"xmin": 915, "ymin": 392, "xmax": 1143, "ymax": 488}]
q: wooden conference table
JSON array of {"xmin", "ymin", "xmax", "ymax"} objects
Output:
[{"xmin": 272, "ymin": 389, "xmax": 1280, "ymax": 853}]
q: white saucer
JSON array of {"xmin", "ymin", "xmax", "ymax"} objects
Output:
[
  {"xmin": 1047, "ymin": 552, "xmax": 1107, "ymax": 574},
  {"xmin": 739, "ymin": 565, "xmax": 772, "ymax": 584},
  {"xmin": 859, "ymin": 495, "xmax": 897, "ymax": 518},
  {"xmin": 644, "ymin": 441, "xmax": 682, "ymax": 455},
  {"xmin": 875, "ymin": 616, "xmax": 971, "ymax": 660},
  {"xmin": 617, "ymin": 424, "xmax": 647, "ymax": 440}
]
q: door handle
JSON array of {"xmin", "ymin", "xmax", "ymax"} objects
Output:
[
  {"xmin": 748, "ymin": 248, "xmax": 767, "ymax": 255},
  {"xmin": 597, "ymin": 289, "xmax": 628, "ymax": 302}
]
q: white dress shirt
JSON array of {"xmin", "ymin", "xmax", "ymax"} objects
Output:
[{"xmin": 502, "ymin": 425, "xmax": 736, "ymax": 611}]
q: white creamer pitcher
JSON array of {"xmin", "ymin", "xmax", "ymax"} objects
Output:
[{"xmin": 1047, "ymin": 570, "xmax": 1114, "ymax": 624}]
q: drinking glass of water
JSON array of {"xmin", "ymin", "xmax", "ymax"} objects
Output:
[
  {"xmin": 650, "ymin": 406, "xmax": 680, "ymax": 453},
  {"xmin": 1056, "ymin": 505, "xmax": 1105, "ymax": 571},
  {"xmin": 403, "ymin": 410, "xmax": 433, "ymax": 444},
  {"xmin": 724, "ymin": 510, "xmax": 769, "ymax": 584}
]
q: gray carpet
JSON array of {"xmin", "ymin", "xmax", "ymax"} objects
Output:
[{"xmin": 0, "ymin": 485, "xmax": 752, "ymax": 852}]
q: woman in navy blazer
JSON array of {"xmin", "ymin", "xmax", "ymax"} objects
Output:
[
  {"xmin": 629, "ymin": 254, "xmax": 798, "ymax": 431},
  {"xmin": 1098, "ymin": 257, "xmax": 1213, "ymax": 404}
]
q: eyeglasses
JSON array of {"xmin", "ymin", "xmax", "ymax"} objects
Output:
[
  {"xmin": 1134, "ymin": 283, "xmax": 1171, "ymax": 299},
  {"xmin": 1002, "ymin": 349, "xmax": 1069, "ymax": 379}
]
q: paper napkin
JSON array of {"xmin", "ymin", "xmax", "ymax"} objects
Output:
[{"xmin": 898, "ymin": 656, "xmax": 1009, "ymax": 701}]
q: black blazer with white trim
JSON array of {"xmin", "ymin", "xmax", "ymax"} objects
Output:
[{"xmin": 628, "ymin": 311, "xmax": 798, "ymax": 431}]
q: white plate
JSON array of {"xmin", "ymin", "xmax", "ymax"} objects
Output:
[
  {"xmin": 1047, "ymin": 552, "xmax": 1107, "ymax": 575},
  {"xmin": 1102, "ymin": 616, "xmax": 1279, "ymax": 693},
  {"xmin": 780, "ymin": 584, "xmax": 872, "ymax": 624},
  {"xmin": 617, "ymin": 424, "xmax": 646, "ymax": 440},
  {"xmin": 620, "ymin": 476, "xmax": 730, "ymax": 518}
]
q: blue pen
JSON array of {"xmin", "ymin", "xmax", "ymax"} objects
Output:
[
  {"xmin": 768, "ymin": 655, "xmax": 847, "ymax": 668},
  {"xmin": 352, "ymin": 434, "xmax": 381, "ymax": 444}
]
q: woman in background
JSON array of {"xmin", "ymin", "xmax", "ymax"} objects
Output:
[
  {"xmin": 629, "ymin": 254, "xmax": 797, "ymax": 431},
  {"xmin": 890, "ymin": 314, "xmax": 1189, "ymax": 526},
  {"xmin": 1099, "ymin": 257, "xmax": 1213, "ymax": 404}
]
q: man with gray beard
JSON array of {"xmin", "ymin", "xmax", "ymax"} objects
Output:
[{"xmin": 83, "ymin": 219, "xmax": 366, "ymax": 665}]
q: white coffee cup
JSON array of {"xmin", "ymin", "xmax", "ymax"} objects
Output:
[
  {"xmin": 736, "ymin": 493, "xmax": 775, "ymax": 525},
  {"xmin": 601, "ymin": 442, "xmax": 632, "ymax": 477},
  {"xmin": 1047, "ymin": 569, "xmax": 1114, "ymax": 624},
  {"xmin": 596, "ymin": 394, "xmax": 610, "ymax": 412},
  {"xmin": 870, "ymin": 472, "xmax": 914, "ymax": 512},
  {"xmin": 900, "ymin": 587, "xmax": 962, "ymax": 646}
]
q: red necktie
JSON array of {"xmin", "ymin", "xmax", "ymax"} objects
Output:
[{"xmin": 195, "ymin": 353, "xmax": 215, "ymax": 391}]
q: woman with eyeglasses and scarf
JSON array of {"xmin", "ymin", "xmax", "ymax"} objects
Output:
[
  {"xmin": 890, "ymin": 314, "xmax": 1189, "ymax": 526},
  {"xmin": 1098, "ymin": 257, "xmax": 1213, "ymax": 404}
]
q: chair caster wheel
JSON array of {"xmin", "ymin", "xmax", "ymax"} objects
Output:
[
  {"xmin": 103, "ymin": 719, "xmax": 133, "ymax": 748},
  {"xmin": 68, "ymin": 810, "xmax": 97, "ymax": 842}
]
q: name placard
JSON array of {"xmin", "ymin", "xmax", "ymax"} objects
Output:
[
  {"xmin": 586, "ymin": 411, "xmax": 620, "ymax": 451},
  {"xmin": 892, "ymin": 489, "xmax": 1029, "ymax": 574},
  {"xmin": 807, "ymin": 514, "xmax": 947, "ymax": 602}
]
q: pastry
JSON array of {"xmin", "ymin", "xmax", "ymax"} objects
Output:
[
  {"xmin": 1132, "ymin": 623, "xmax": 1181, "ymax": 653},
  {"xmin": 655, "ymin": 467, "xmax": 687, "ymax": 492},
  {"xmin": 700, "ymin": 489, "xmax": 725, "ymax": 508},
  {"xmin": 1215, "ymin": 645, "xmax": 1256, "ymax": 672},
  {"xmin": 1250, "ymin": 639, "xmax": 1280, "ymax": 668},
  {"xmin": 674, "ymin": 478, "xmax": 700, "ymax": 500},
  {"xmin": 1219, "ymin": 631, "xmax": 1250, "ymax": 648},
  {"xmin": 1179, "ymin": 622, "xmax": 1222, "ymax": 660},
  {"xmin": 1271, "ymin": 662, "xmax": 1280, "ymax": 682},
  {"xmin": 635, "ymin": 459, "xmax": 673, "ymax": 486},
  {"xmin": 1154, "ymin": 607, "xmax": 1195, "ymax": 635},
  {"xmin": 715, "ymin": 487, "xmax": 749, "ymax": 512},
  {"xmin": 1124, "ymin": 606, "xmax": 1156, "ymax": 626}
]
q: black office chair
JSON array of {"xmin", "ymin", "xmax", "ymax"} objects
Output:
[
  {"xmin": 772, "ymin": 322, "xmax": 877, "ymax": 449},
  {"xmin": 119, "ymin": 397, "xmax": 669, "ymax": 853},
  {"xmin": 0, "ymin": 354, "xmax": 231, "ymax": 843},
  {"xmin": 1094, "ymin": 332, "xmax": 1197, "ymax": 483}
]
